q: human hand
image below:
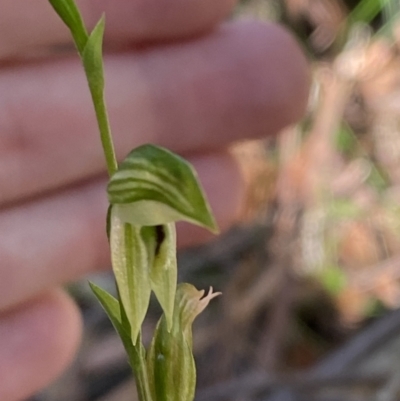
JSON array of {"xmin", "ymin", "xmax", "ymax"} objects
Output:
[{"xmin": 0, "ymin": 1, "xmax": 309, "ymax": 399}]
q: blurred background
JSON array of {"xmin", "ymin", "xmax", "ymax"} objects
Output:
[{"xmin": 32, "ymin": 0, "xmax": 400, "ymax": 400}]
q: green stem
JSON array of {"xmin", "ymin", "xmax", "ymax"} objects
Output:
[
  {"xmin": 90, "ymin": 90, "xmax": 118, "ymax": 176},
  {"xmin": 118, "ymin": 287, "xmax": 153, "ymax": 401},
  {"xmin": 129, "ymin": 338, "xmax": 154, "ymax": 401}
]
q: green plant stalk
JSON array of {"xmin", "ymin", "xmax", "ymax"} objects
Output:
[
  {"xmin": 49, "ymin": 0, "xmax": 118, "ymax": 176},
  {"xmin": 81, "ymin": 19, "xmax": 118, "ymax": 177},
  {"xmin": 82, "ymin": 27, "xmax": 118, "ymax": 177},
  {"xmin": 129, "ymin": 342, "xmax": 153, "ymax": 401},
  {"xmin": 87, "ymin": 77, "xmax": 118, "ymax": 176},
  {"xmin": 49, "ymin": 2, "xmax": 219, "ymax": 400},
  {"xmin": 118, "ymin": 321, "xmax": 152, "ymax": 400},
  {"xmin": 47, "ymin": 2, "xmax": 147, "ymax": 394}
]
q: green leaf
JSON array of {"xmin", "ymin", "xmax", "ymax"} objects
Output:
[
  {"xmin": 142, "ymin": 224, "xmax": 177, "ymax": 332},
  {"xmin": 82, "ymin": 17, "xmax": 105, "ymax": 101},
  {"xmin": 89, "ymin": 282, "xmax": 121, "ymax": 326},
  {"xmin": 89, "ymin": 282, "xmax": 133, "ymax": 349},
  {"xmin": 107, "ymin": 144, "xmax": 218, "ymax": 232},
  {"xmin": 110, "ymin": 207, "xmax": 152, "ymax": 343},
  {"xmin": 48, "ymin": 0, "xmax": 88, "ymax": 54},
  {"xmin": 90, "ymin": 282, "xmax": 154, "ymax": 400}
]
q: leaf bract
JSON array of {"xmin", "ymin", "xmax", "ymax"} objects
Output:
[{"xmin": 48, "ymin": 0, "xmax": 88, "ymax": 54}]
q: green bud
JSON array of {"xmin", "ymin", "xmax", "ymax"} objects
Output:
[{"xmin": 147, "ymin": 284, "xmax": 221, "ymax": 401}]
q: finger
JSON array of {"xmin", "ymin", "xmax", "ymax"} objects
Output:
[
  {"xmin": 0, "ymin": 152, "xmax": 242, "ymax": 311},
  {"xmin": 0, "ymin": 20, "xmax": 309, "ymax": 205},
  {"xmin": 0, "ymin": 0, "xmax": 236, "ymax": 59},
  {"xmin": 0, "ymin": 289, "xmax": 81, "ymax": 401}
]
